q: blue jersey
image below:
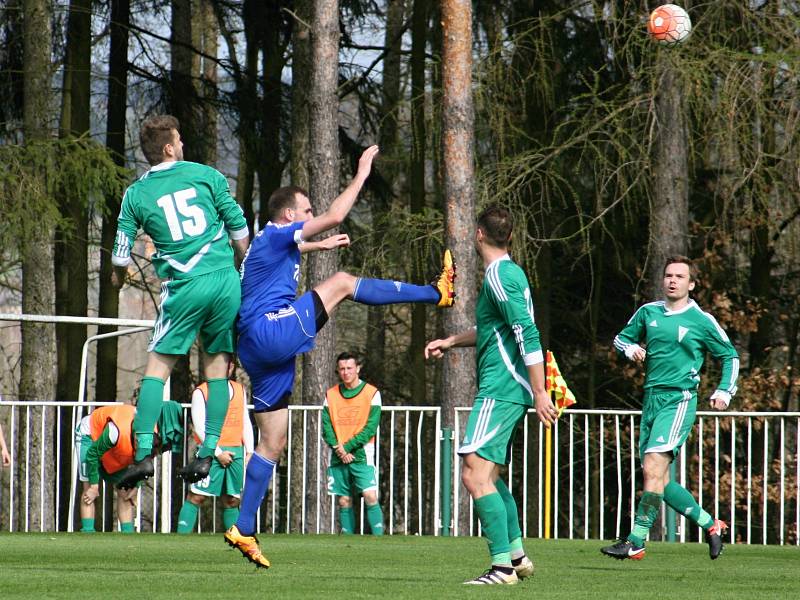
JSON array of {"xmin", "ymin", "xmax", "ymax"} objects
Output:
[{"xmin": 238, "ymin": 221, "xmax": 304, "ymax": 332}]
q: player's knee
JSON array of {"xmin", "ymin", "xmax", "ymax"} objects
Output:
[
  {"xmin": 338, "ymin": 496, "xmax": 352, "ymax": 509},
  {"xmin": 221, "ymin": 495, "xmax": 240, "ymax": 508},
  {"xmin": 187, "ymin": 493, "xmax": 206, "ymax": 506},
  {"xmin": 363, "ymin": 491, "xmax": 378, "ymax": 505},
  {"xmin": 332, "ymin": 271, "xmax": 356, "ymax": 293}
]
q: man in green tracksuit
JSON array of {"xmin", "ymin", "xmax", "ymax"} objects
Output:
[
  {"xmin": 601, "ymin": 255, "xmax": 739, "ymax": 561},
  {"xmin": 111, "ymin": 114, "xmax": 250, "ymax": 487},
  {"xmin": 322, "ymin": 352, "xmax": 384, "ymax": 536}
]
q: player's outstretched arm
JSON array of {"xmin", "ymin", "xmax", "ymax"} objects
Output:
[
  {"xmin": 424, "ymin": 328, "xmax": 477, "ymax": 359},
  {"xmin": 301, "ymin": 145, "xmax": 379, "ymax": 240},
  {"xmin": 299, "ymin": 234, "xmax": 350, "ymax": 254}
]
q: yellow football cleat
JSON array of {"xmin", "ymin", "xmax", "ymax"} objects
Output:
[
  {"xmin": 434, "ymin": 249, "xmax": 456, "ymax": 307},
  {"xmin": 224, "ymin": 525, "xmax": 271, "ymax": 569}
]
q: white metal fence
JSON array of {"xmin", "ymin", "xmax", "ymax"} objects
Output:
[{"xmin": 1, "ymin": 399, "xmax": 798, "ymax": 544}]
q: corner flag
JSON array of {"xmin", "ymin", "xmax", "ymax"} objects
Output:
[{"xmin": 545, "ymin": 350, "xmax": 576, "ymax": 416}]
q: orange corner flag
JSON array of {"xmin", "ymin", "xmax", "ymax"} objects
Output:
[{"xmin": 545, "ymin": 350, "xmax": 576, "ymax": 416}]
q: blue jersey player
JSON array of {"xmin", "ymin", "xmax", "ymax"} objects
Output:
[{"xmin": 224, "ymin": 145, "xmax": 456, "ymax": 568}]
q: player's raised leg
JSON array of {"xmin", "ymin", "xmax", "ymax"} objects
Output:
[{"xmin": 313, "ymin": 249, "xmax": 455, "ymax": 316}]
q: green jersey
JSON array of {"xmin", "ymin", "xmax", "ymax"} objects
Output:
[
  {"xmin": 112, "ymin": 161, "xmax": 248, "ymax": 280},
  {"xmin": 475, "ymin": 255, "xmax": 543, "ymax": 406},
  {"xmin": 614, "ymin": 299, "xmax": 739, "ymax": 397}
]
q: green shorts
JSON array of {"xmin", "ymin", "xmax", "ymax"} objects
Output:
[
  {"xmin": 190, "ymin": 447, "xmax": 245, "ymax": 498},
  {"xmin": 149, "ymin": 267, "xmax": 241, "ymax": 355},
  {"xmin": 327, "ymin": 462, "xmax": 378, "ymax": 497},
  {"xmin": 639, "ymin": 389, "xmax": 697, "ymax": 460},
  {"xmin": 458, "ymin": 398, "xmax": 528, "ymax": 465}
]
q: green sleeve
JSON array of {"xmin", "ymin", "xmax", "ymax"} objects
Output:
[
  {"xmin": 613, "ymin": 306, "xmax": 646, "ymax": 357},
  {"xmin": 211, "ymin": 169, "xmax": 248, "ymax": 234},
  {"xmin": 85, "ymin": 425, "xmax": 117, "ymax": 485},
  {"xmin": 343, "ymin": 405, "xmax": 382, "ymax": 453},
  {"xmin": 111, "ymin": 187, "xmax": 139, "ymax": 266},
  {"xmin": 321, "ymin": 405, "xmax": 338, "ymax": 447},
  {"xmin": 703, "ymin": 316, "xmax": 739, "ymax": 396}
]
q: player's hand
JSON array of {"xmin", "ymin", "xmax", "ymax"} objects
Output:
[
  {"xmin": 356, "ymin": 145, "xmax": 379, "ymax": 180},
  {"xmin": 1, "ymin": 448, "xmax": 10, "ymax": 467},
  {"xmin": 424, "ymin": 338, "xmax": 451, "ymax": 360},
  {"xmin": 117, "ymin": 486, "xmax": 138, "ymax": 503},
  {"xmin": 82, "ymin": 485, "xmax": 100, "ymax": 505},
  {"xmin": 217, "ymin": 450, "xmax": 234, "ymax": 467},
  {"xmin": 629, "ymin": 347, "xmax": 646, "ymax": 363},
  {"xmin": 320, "ymin": 233, "xmax": 350, "ymax": 251},
  {"xmin": 709, "ymin": 391, "xmax": 731, "ymax": 411},
  {"xmin": 342, "ymin": 453, "xmax": 355, "ymax": 464},
  {"xmin": 534, "ymin": 390, "xmax": 558, "ymax": 427},
  {"xmin": 334, "ymin": 444, "xmax": 347, "ymax": 461}
]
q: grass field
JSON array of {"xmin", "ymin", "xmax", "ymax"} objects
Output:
[{"xmin": 1, "ymin": 533, "xmax": 798, "ymax": 599}]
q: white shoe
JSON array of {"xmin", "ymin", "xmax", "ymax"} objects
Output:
[
  {"xmin": 463, "ymin": 567, "xmax": 519, "ymax": 585},
  {"xmin": 513, "ymin": 555, "xmax": 534, "ymax": 579}
]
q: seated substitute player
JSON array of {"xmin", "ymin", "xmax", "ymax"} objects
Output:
[
  {"xmin": 111, "ymin": 114, "xmax": 250, "ymax": 488},
  {"xmin": 177, "ymin": 363, "xmax": 254, "ymax": 534},
  {"xmin": 601, "ymin": 256, "xmax": 738, "ymax": 561},
  {"xmin": 76, "ymin": 401, "xmax": 183, "ymax": 533},
  {"xmin": 224, "ymin": 145, "xmax": 455, "ymax": 568},
  {"xmin": 424, "ymin": 204, "xmax": 556, "ymax": 585},
  {"xmin": 322, "ymin": 351, "xmax": 384, "ymax": 536}
]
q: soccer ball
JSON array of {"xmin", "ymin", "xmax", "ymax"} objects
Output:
[{"xmin": 647, "ymin": 4, "xmax": 692, "ymax": 46}]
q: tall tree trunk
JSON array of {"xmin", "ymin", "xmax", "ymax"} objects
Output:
[
  {"xmin": 440, "ymin": 0, "xmax": 477, "ymax": 428},
  {"xmin": 201, "ymin": 0, "xmax": 218, "ymax": 165},
  {"xmin": 367, "ymin": 0, "xmax": 405, "ymax": 391},
  {"xmin": 256, "ymin": 1, "xmax": 285, "ymax": 229},
  {"xmin": 20, "ymin": 0, "xmax": 56, "ymax": 532},
  {"xmin": 408, "ymin": 0, "xmax": 428, "ymax": 405},
  {"xmin": 647, "ymin": 59, "xmax": 689, "ymax": 300},
  {"xmin": 300, "ymin": 0, "xmax": 340, "ymax": 534},
  {"xmin": 96, "ymin": 0, "xmax": 129, "ymax": 406},
  {"xmin": 290, "ymin": 0, "xmax": 311, "ymax": 189},
  {"xmin": 54, "ymin": 0, "xmax": 91, "ymax": 531}
]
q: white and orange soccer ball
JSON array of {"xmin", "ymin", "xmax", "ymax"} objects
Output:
[{"xmin": 647, "ymin": 4, "xmax": 692, "ymax": 46}]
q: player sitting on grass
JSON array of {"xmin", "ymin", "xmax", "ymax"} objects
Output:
[
  {"xmin": 223, "ymin": 145, "xmax": 455, "ymax": 569},
  {"xmin": 177, "ymin": 363, "xmax": 254, "ymax": 534},
  {"xmin": 77, "ymin": 401, "xmax": 183, "ymax": 533},
  {"xmin": 322, "ymin": 351, "xmax": 384, "ymax": 536}
]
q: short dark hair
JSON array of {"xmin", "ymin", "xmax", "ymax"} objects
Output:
[
  {"xmin": 476, "ymin": 204, "xmax": 513, "ymax": 248},
  {"xmin": 663, "ymin": 255, "xmax": 698, "ymax": 282},
  {"xmin": 267, "ymin": 186, "xmax": 308, "ymax": 221},
  {"xmin": 336, "ymin": 351, "xmax": 361, "ymax": 365},
  {"xmin": 140, "ymin": 114, "xmax": 180, "ymax": 166}
]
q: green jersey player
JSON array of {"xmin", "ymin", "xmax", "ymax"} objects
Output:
[
  {"xmin": 601, "ymin": 256, "xmax": 738, "ymax": 562},
  {"xmin": 111, "ymin": 115, "xmax": 250, "ymax": 487},
  {"xmin": 425, "ymin": 205, "xmax": 557, "ymax": 585}
]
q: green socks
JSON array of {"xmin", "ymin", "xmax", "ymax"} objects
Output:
[
  {"xmin": 474, "ymin": 492, "xmax": 511, "ymax": 566},
  {"xmin": 339, "ymin": 507, "xmax": 355, "ymax": 534},
  {"xmin": 133, "ymin": 376, "xmax": 165, "ymax": 460},
  {"xmin": 628, "ymin": 491, "xmax": 663, "ymax": 547},
  {"xmin": 80, "ymin": 518, "xmax": 95, "ymax": 533},
  {"xmin": 663, "ymin": 481, "xmax": 714, "ymax": 529},
  {"xmin": 223, "ymin": 507, "xmax": 239, "ymax": 530},
  {"xmin": 199, "ymin": 378, "xmax": 230, "ymax": 459},
  {"xmin": 177, "ymin": 501, "xmax": 199, "ymax": 534},
  {"xmin": 494, "ymin": 480, "xmax": 526, "ymax": 560},
  {"xmin": 120, "ymin": 521, "xmax": 135, "ymax": 533},
  {"xmin": 366, "ymin": 503, "xmax": 384, "ymax": 536}
]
